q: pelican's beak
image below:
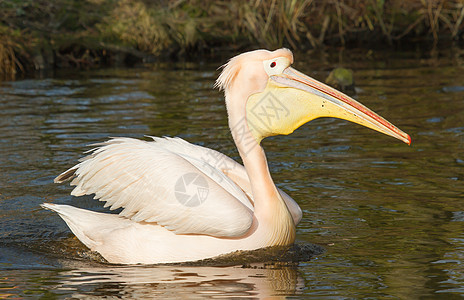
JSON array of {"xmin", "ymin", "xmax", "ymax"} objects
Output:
[{"xmin": 246, "ymin": 67, "xmax": 411, "ymax": 145}]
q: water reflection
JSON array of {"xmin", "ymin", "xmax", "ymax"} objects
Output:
[
  {"xmin": 0, "ymin": 262, "xmax": 302, "ymax": 299},
  {"xmin": 56, "ymin": 263, "xmax": 302, "ymax": 298}
]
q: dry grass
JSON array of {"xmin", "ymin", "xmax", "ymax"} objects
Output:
[
  {"xmin": 98, "ymin": 0, "xmax": 464, "ymax": 53},
  {"xmin": 1, "ymin": 0, "xmax": 464, "ymax": 76},
  {"xmin": 101, "ymin": 0, "xmax": 171, "ymax": 55},
  {"xmin": 0, "ymin": 26, "xmax": 23, "ymax": 79}
]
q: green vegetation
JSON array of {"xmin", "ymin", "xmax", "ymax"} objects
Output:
[
  {"xmin": 325, "ymin": 67, "xmax": 354, "ymax": 94},
  {"xmin": 1, "ymin": 0, "xmax": 464, "ymax": 77}
]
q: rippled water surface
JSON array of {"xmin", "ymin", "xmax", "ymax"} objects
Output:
[{"xmin": 1, "ymin": 49, "xmax": 464, "ymax": 298}]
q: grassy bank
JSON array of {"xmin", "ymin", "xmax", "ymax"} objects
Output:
[{"xmin": 1, "ymin": 0, "xmax": 464, "ymax": 78}]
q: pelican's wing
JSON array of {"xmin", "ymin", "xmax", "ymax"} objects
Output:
[
  {"xmin": 147, "ymin": 137, "xmax": 254, "ymax": 211},
  {"xmin": 55, "ymin": 137, "xmax": 253, "ymax": 238},
  {"xmin": 152, "ymin": 137, "xmax": 302, "ymax": 225}
]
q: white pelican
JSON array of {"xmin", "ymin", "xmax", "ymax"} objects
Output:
[{"xmin": 42, "ymin": 49, "xmax": 411, "ymax": 264}]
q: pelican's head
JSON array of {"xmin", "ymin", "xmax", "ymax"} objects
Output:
[{"xmin": 216, "ymin": 49, "xmax": 411, "ymax": 145}]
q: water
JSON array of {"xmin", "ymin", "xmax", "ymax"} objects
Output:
[{"xmin": 0, "ymin": 49, "xmax": 463, "ymax": 298}]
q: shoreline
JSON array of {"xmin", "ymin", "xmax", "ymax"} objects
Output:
[{"xmin": 1, "ymin": 0, "xmax": 463, "ymax": 78}]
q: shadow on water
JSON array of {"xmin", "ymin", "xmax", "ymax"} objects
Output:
[
  {"xmin": 1, "ymin": 48, "xmax": 464, "ymax": 298},
  {"xmin": 3, "ymin": 234, "xmax": 325, "ymax": 268}
]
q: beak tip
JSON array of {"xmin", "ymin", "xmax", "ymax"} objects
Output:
[{"xmin": 406, "ymin": 134, "xmax": 412, "ymax": 146}]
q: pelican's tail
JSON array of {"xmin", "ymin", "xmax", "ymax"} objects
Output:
[
  {"xmin": 41, "ymin": 203, "xmax": 165, "ymax": 264},
  {"xmin": 41, "ymin": 203, "xmax": 107, "ymax": 249}
]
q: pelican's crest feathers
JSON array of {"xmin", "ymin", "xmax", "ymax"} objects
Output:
[{"xmin": 215, "ymin": 48, "xmax": 293, "ymax": 91}]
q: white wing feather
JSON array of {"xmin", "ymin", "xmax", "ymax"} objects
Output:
[
  {"xmin": 146, "ymin": 137, "xmax": 254, "ymax": 210},
  {"xmin": 150, "ymin": 137, "xmax": 301, "ymax": 225},
  {"xmin": 56, "ymin": 137, "xmax": 253, "ymax": 237}
]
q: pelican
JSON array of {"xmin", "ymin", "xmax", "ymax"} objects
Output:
[{"xmin": 42, "ymin": 49, "xmax": 411, "ymax": 264}]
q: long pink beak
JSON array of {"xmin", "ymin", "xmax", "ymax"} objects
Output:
[{"xmin": 271, "ymin": 67, "xmax": 411, "ymax": 145}]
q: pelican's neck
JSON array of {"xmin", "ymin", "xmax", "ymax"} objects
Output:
[
  {"xmin": 226, "ymin": 97, "xmax": 275, "ymax": 211},
  {"xmin": 226, "ymin": 92, "xmax": 295, "ymax": 246},
  {"xmin": 233, "ymin": 130, "xmax": 277, "ymax": 217}
]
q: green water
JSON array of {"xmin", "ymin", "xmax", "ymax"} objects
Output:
[{"xmin": 1, "ymin": 49, "xmax": 463, "ymax": 298}]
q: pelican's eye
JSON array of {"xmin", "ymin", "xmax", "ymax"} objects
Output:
[{"xmin": 263, "ymin": 57, "xmax": 290, "ymax": 76}]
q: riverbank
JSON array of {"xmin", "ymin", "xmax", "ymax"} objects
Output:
[{"xmin": 1, "ymin": 0, "xmax": 464, "ymax": 78}]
